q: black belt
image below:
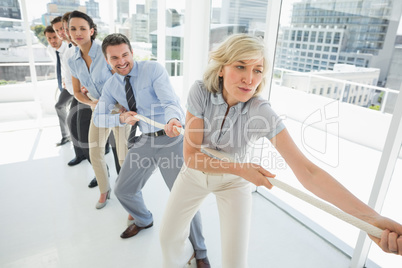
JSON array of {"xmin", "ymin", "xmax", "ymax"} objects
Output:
[{"xmin": 144, "ymin": 129, "xmax": 166, "ymax": 137}]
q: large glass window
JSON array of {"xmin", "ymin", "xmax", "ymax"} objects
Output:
[
  {"xmin": 209, "ymin": 0, "xmax": 267, "ymax": 49},
  {"xmin": 1, "ymin": 0, "xmax": 61, "ymax": 130},
  {"xmin": 264, "ymin": 1, "xmax": 402, "ymax": 267},
  {"xmin": 1, "ymin": 0, "xmax": 189, "ymax": 131}
]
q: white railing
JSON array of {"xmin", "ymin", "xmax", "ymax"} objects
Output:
[{"xmin": 273, "ymin": 67, "xmax": 399, "ymax": 113}]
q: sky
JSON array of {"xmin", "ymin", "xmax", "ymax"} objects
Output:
[{"xmin": 23, "ymin": 0, "xmax": 402, "ymax": 34}]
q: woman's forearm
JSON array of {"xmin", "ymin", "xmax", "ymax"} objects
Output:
[{"xmin": 184, "ymin": 147, "xmax": 238, "ymax": 175}]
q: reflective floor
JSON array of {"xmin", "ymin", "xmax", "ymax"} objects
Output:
[{"xmin": 0, "ymin": 124, "xmax": 357, "ymax": 268}]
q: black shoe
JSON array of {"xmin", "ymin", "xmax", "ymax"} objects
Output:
[
  {"xmin": 56, "ymin": 137, "xmax": 70, "ymax": 146},
  {"xmin": 105, "ymin": 145, "xmax": 110, "ymax": 155},
  {"xmin": 68, "ymin": 156, "xmax": 85, "ymax": 166},
  {"xmin": 88, "ymin": 177, "xmax": 98, "ymax": 188}
]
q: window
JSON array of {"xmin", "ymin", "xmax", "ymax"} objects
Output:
[
  {"xmin": 317, "ymin": 31, "xmax": 324, "ymax": 43},
  {"xmin": 291, "ymin": 30, "xmax": 296, "ymax": 41},
  {"xmin": 271, "ymin": 3, "xmax": 402, "ymax": 268},
  {"xmin": 334, "ymin": 32, "xmax": 341, "ymax": 44},
  {"xmin": 310, "ymin": 31, "xmax": 316, "ymax": 42},
  {"xmin": 325, "ymin": 32, "xmax": 332, "ymax": 43},
  {"xmin": 297, "ymin": 30, "xmax": 302, "ymax": 41},
  {"xmin": 303, "ymin": 31, "xmax": 309, "ymax": 41}
]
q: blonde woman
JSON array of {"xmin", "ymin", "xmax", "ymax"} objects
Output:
[{"xmin": 159, "ymin": 34, "xmax": 402, "ymax": 267}]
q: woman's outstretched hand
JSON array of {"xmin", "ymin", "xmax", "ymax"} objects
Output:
[{"xmin": 368, "ymin": 215, "xmax": 402, "ymax": 255}]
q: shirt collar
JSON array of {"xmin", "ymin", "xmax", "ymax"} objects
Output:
[
  {"xmin": 88, "ymin": 41, "xmax": 98, "ymax": 59},
  {"xmin": 211, "ymin": 90, "xmax": 249, "ymax": 114},
  {"xmin": 115, "ymin": 62, "xmax": 137, "ymax": 83},
  {"xmin": 56, "ymin": 41, "xmax": 67, "ymax": 53},
  {"xmin": 72, "ymin": 41, "xmax": 97, "ymax": 61},
  {"xmin": 129, "ymin": 61, "xmax": 138, "ymax": 77}
]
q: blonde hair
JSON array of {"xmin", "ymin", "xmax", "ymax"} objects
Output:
[{"xmin": 203, "ymin": 34, "xmax": 268, "ymax": 95}]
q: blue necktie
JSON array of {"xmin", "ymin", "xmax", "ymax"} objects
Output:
[
  {"xmin": 124, "ymin": 75, "xmax": 137, "ymax": 112},
  {"xmin": 56, "ymin": 51, "xmax": 62, "ymax": 91},
  {"xmin": 125, "ymin": 75, "xmax": 138, "ymax": 146}
]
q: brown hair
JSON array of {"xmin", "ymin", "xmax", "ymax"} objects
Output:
[
  {"xmin": 50, "ymin": 16, "xmax": 62, "ymax": 26},
  {"xmin": 62, "ymin": 12, "xmax": 72, "ymax": 23},
  {"xmin": 43, "ymin": 25, "xmax": 55, "ymax": 35},
  {"xmin": 68, "ymin": 10, "xmax": 97, "ymax": 41}
]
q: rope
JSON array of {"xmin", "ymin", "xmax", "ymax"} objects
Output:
[{"xmin": 134, "ymin": 114, "xmax": 383, "ymax": 238}]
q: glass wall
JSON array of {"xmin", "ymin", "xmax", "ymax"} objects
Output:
[
  {"xmin": 260, "ymin": 1, "xmax": 402, "ymax": 267},
  {"xmin": 368, "ymin": 142, "xmax": 402, "ymax": 267},
  {"xmin": 0, "ymin": 0, "xmax": 57, "ymax": 130},
  {"xmin": 209, "ymin": 0, "xmax": 267, "ymax": 50},
  {"xmin": 1, "ymin": 0, "xmax": 187, "ymax": 131}
]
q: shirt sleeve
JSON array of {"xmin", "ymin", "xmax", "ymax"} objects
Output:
[
  {"xmin": 93, "ymin": 78, "xmax": 124, "ymax": 128},
  {"xmin": 186, "ymin": 81, "xmax": 207, "ymax": 119},
  {"xmin": 248, "ymin": 98, "xmax": 286, "ymax": 140},
  {"xmin": 149, "ymin": 62, "xmax": 185, "ymax": 123}
]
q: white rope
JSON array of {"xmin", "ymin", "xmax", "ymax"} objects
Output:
[{"xmin": 134, "ymin": 114, "xmax": 383, "ymax": 238}]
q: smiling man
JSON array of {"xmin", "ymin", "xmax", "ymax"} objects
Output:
[{"xmin": 93, "ymin": 33, "xmax": 210, "ymax": 268}]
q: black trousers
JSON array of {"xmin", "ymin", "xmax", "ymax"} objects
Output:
[
  {"xmin": 68, "ymin": 98, "xmax": 121, "ymax": 173},
  {"xmin": 55, "ymin": 89, "xmax": 73, "ymax": 139}
]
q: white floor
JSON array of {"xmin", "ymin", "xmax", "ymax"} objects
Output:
[{"xmin": 0, "ymin": 125, "xmax": 354, "ymax": 268}]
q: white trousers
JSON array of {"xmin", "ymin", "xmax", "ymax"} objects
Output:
[{"xmin": 160, "ymin": 164, "xmax": 252, "ymax": 268}]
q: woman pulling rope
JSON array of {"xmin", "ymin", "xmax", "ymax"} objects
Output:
[{"xmin": 156, "ymin": 34, "xmax": 401, "ymax": 268}]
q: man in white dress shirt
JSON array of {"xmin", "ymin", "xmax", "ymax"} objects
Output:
[{"xmin": 45, "ymin": 23, "xmax": 72, "ymax": 146}]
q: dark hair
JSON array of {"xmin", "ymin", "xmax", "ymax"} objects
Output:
[
  {"xmin": 102, "ymin": 33, "xmax": 133, "ymax": 57},
  {"xmin": 68, "ymin": 10, "xmax": 97, "ymax": 40},
  {"xmin": 44, "ymin": 25, "xmax": 55, "ymax": 35},
  {"xmin": 62, "ymin": 12, "xmax": 72, "ymax": 23},
  {"xmin": 50, "ymin": 16, "xmax": 62, "ymax": 26}
]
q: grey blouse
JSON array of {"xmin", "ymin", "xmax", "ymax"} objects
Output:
[{"xmin": 186, "ymin": 80, "xmax": 285, "ymax": 161}]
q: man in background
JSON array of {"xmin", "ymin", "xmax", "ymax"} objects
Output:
[
  {"xmin": 52, "ymin": 15, "xmax": 91, "ymax": 167},
  {"xmin": 44, "ymin": 24, "xmax": 72, "ymax": 146}
]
